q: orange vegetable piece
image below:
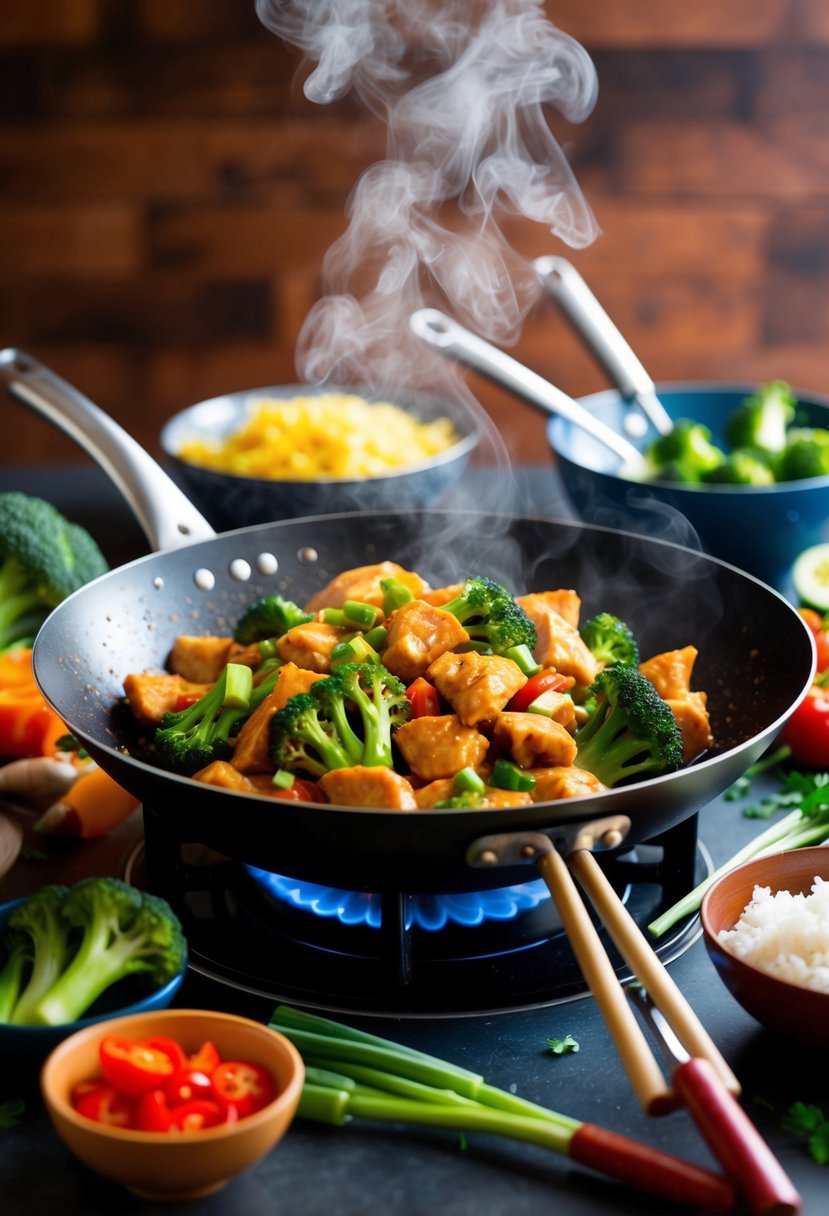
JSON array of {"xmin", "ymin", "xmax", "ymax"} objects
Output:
[{"xmin": 35, "ymin": 765, "xmax": 140, "ymax": 839}]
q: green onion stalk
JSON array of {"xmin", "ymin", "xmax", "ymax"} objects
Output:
[{"xmin": 269, "ymin": 1005, "xmax": 734, "ymax": 1212}]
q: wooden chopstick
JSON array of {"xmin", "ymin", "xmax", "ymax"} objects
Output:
[
  {"xmin": 566, "ymin": 847, "xmax": 740, "ymax": 1105},
  {"xmin": 533, "ymin": 847, "xmax": 670, "ymax": 1113}
]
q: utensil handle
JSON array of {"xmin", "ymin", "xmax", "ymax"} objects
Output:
[
  {"xmin": 673, "ymin": 1058, "xmax": 802, "ymax": 1216},
  {"xmin": 0, "ymin": 348, "xmax": 216, "ymax": 552},
  {"xmin": 533, "ymin": 256, "xmax": 673, "ymax": 435},
  {"xmin": 568, "ymin": 1122, "xmax": 736, "ymax": 1213},
  {"xmin": 409, "ymin": 308, "xmax": 643, "ymax": 467},
  {"xmin": 533, "ymin": 848, "xmax": 670, "ymax": 1113},
  {"xmin": 568, "ymin": 847, "xmax": 741, "ymax": 1099}
]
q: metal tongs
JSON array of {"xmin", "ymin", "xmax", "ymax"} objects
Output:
[{"xmin": 468, "ymin": 822, "xmax": 802, "ymax": 1216}]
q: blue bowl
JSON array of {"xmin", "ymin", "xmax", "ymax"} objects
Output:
[
  {"xmin": 548, "ymin": 382, "xmax": 829, "ymax": 590},
  {"xmin": 0, "ymin": 898, "xmax": 187, "ymax": 1060}
]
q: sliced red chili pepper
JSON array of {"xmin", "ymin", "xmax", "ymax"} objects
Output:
[
  {"xmin": 134, "ymin": 1088, "xmax": 173, "ymax": 1133},
  {"xmin": 166, "ymin": 1069, "xmax": 214, "ymax": 1106},
  {"xmin": 269, "ymin": 777, "xmax": 321, "ymax": 803},
  {"xmin": 74, "ymin": 1084, "xmax": 135, "ymax": 1128},
  {"xmin": 168, "ymin": 1098, "xmax": 226, "ymax": 1133},
  {"xmin": 506, "ymin": 669, "xmax": 572, "ymax": 714},
  {"xmin": 405, "ymin": 677, "xmax": 441, "ymax": 718},
  {"xmin": 211, "ymin": 1060, "xmax": 276, "ymax": 1119},
  {"xmin": 99, "ymin": 1035, "xmax": 182, "ymax": 1097},
  {"xmin": 188, "ymin": 1039, "xmax": 222, "ymax": 1074}
]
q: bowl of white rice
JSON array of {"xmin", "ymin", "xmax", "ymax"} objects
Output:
[{"xmin": 701, "ymin": 847, "xmax": 829, "ymax": 1049}]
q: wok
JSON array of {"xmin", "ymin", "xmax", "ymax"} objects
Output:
[{"xmin": 1, "ymin": 349, "xmax": 815, "ymax": 894}]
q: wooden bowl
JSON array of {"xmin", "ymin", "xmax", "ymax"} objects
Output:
[
  {"xmin": 40, "ymin": 1009, "xmax": 304, "ymax": 1201},
  {"xmin": 700, "ymin": 847, "xmax": 829, "ymax": 1049}
]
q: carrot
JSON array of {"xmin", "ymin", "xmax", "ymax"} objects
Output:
[
  {"xmin": 34, "ymin": 765, "xmax": 140, "ymax": 839},
  {"xmin": 0, "ymin": 648, "xmax": 68, "ymax": 758}
]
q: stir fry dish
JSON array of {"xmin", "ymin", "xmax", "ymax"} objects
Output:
[{"xmin": 122, "ymin": 562, "xmax": 713, "ymax": 810}]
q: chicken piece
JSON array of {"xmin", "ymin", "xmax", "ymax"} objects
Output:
[
  {"xmin": 639, "ymin": 646, "xmax": 712, "ymax": 761},
  {"xmin": 192, "ymin": 760, "xmax": 257, "ymax": 792},
  {"xmin": 168, "ymin": 635, "xmax": 236, "ymax": 683},
  {"xmin": 665, "ymin": 692, "xmax": 713, "ymax": 763},
  {"xmin": 382, "ymin": 599, "xmax": 470, "ymax": 683},
  {"xmin": 516, "ymin": 595, "xmax": 599, "ymax": 687},
  {"xmin": 123, "ymin": 672, "xmax": 210, "ymax": 726},
  {"xmin": 318, "ymin": 765, "xmax": 418, "ymax": 810},
  {"xmin": 529, "ymin": 766, "xmax": 608, "ymax": 801},
  {"xmin": 493, "ymin": 712, "xmax": 578, "ymax": 769},
  {"xmin": 304, "ymin": 561, "xmax": 430, "ymax": 613},
  {"xmin": 427, "ymin": 651, "xmax": 526, "ymax": 726},
  {"xmin": 394, "ymin": 714, "xmax": 489, "ymax": 782},
  {"xmin": 275, "ymin": 620, "xmax": 350, "ymax": 673},
  {"xmin": 518, "ymin": 589, "xmax": 582, "ymax": 629},
  {"xmin": 232, "ymin": 662, "xmax": 326, "ymax": 773},
  {"xmin": 639, "ymin": 646, "xmax": 699, "ymax": 700}
]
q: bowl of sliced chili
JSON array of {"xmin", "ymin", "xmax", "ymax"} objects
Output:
[{"xmin": 40, "ymin": 1008, "xmax": 304, "ymax": 1201}]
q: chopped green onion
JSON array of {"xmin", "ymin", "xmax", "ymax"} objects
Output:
[
  {"xmin": 331, "ymin": 636, "xmax": 380, "ymax": 668},
  {"xmin": 343, "ymin": 600, "xmax": 382, "ymax": 629},
  {"xmin": 272, "ymin": 769, "xmax": 295, "ymax": 790},
  {"xmin": 490, "ymin": 758, "xmax": 536, "ymax": 792},
  {"xmin": 504, "ymin": 644, "xmax": 542, "ymax": 676},
  {"xmin": 222, "ymin": 663, "xmax": 253, "ymax": 709},
  {"xmin": 323, "ymin": 608, "xmax": 347, "ymax": 626},
  {"xmin": 380, "ymin": 577, "xmax": 414, "ymax": 614},
  {"xmin": 453, "ymin": 767, "xmax": 486, "ymax": 795},
  {"xmin": 257, "ymin": 638, "xmax": 279, "ymax": 659},
  {"xmin": 362, "ymin": 625, "xmax": 388, "ymax": 651}
]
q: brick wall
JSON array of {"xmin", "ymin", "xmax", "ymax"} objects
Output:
[{"xmin": 2, "ymin": 1, "xmax": 829, "ymax": 467}]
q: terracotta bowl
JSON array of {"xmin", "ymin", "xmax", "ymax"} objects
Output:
[
  {"xmin": 700, "ymin": 847, "xmax": 829, "ymax": 1049},
  {"xmin": 40, "ymin": 1008, "xmax": 304, "ymax": 1201}
]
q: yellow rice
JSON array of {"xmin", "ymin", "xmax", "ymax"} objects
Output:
[{"xmin": 177, "ymin": 393, "xmax": 459, "ymax": 481}]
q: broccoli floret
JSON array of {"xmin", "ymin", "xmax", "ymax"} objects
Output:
[
  {"xmin": 441, "ymin": 575, "xmax": 536, "ymax": 657},
  {"xmin": 5, "ymin": 884, "xmax": 71, "ymax": 1026},
  {"xmin": 26, "ymin": 878, "xmax": 186, "ymax": 1027},
  {"xmin": 433, "ymin": 791, "xmax": 485, "ymax": 809},
  {"xmin": 573, "ymin": 665, "xmax": 683, "ymax": 789},
  {"xmin": 643, "ymin": 419, "xmax": 727, "ymax": 484},
  {"xmin": 0, "ymin": 927, "xmax": 32, "ymax": 1023},
  {"xmin": 154, "ymin": 661, "xmax": 268, "ymax": 776},
  {"xmin": 0, "ymin": 492, "xmax": 108, "ymax": 650},
  {"xmin": 775, "ymin": 427, "xmax": 829, "ymax": 482},
  {"xmin": 271, "ymin": 660, "xmax": 412, "ymax": 778},
  {"xmin": 724, "ymin": 380, "xmax": 795, "ymax": 454},
  {"xmin": 234, "ymin": 594, "xmax": 313, "ymax": 645},
  {"xmin": 331, "ymin": 661, "xmax": 411, "ymax": 767},
  {"xmin": 269, "ymin": 691, "xmax": 356, "ymax": 779},
  {"xmin": 701, "ymin": 448, "xmax": 776, "ymax": 486},
  {"xmin": 579, "ymin": 613, "xmax": 640, "ymax": 668}
]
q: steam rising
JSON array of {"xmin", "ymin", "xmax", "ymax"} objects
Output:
[{"xmin": 255, "ymin": 0, "xmax": 598, "ymax": 444}]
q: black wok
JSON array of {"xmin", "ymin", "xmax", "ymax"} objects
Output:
[{"xmin": 1, "ymin": 349, "xmax": 815, "ymax": 894}]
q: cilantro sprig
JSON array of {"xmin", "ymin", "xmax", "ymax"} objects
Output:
[{"xmin": 782, "ymin": 1102, "xmax": 829, "ymax": 1166}]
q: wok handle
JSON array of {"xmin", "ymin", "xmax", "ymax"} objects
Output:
[
  {"xmin": 0, "ymin": 347, "xmax": 216, "ymax": 552},
  {"xmin": 532, "ymin": 256, "xmax": 673, "ymax": 436}
]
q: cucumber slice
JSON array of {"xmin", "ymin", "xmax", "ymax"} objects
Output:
[{"xmin": 792, "ymin": 543, "xmax": 829, "ymax": 609}]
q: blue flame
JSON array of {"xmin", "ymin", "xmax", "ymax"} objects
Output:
[{"xmin": 245, "ymin": 866, "xmax": 550, "ymax": 930}]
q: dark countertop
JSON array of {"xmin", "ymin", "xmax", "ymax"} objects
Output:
[{"xmin": 0, "ymin": 463, "xmax": 826, "ymax": 1216}]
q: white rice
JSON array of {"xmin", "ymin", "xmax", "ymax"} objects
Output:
[{"xmin": 717, "ymin": 875, "xmax": 829, "ymax": 994}]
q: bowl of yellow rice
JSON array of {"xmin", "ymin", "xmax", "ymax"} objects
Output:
[{"xmin": 160, "ymin": 384, "xmax": 480, "ymax": 527}]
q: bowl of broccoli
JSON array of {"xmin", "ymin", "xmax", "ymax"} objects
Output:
[
  {"xmin": 0, "ymin": 879, "xmax": 187, "ymax": 1057},
  {"xmin": 547, "ymin": 380, "xmax": 829, "ymax": 590}
]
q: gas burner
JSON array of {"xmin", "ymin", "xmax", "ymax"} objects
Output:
[{"xmin": 125, "ymin": 810, "xmax": 709, "ymax": 1020}]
